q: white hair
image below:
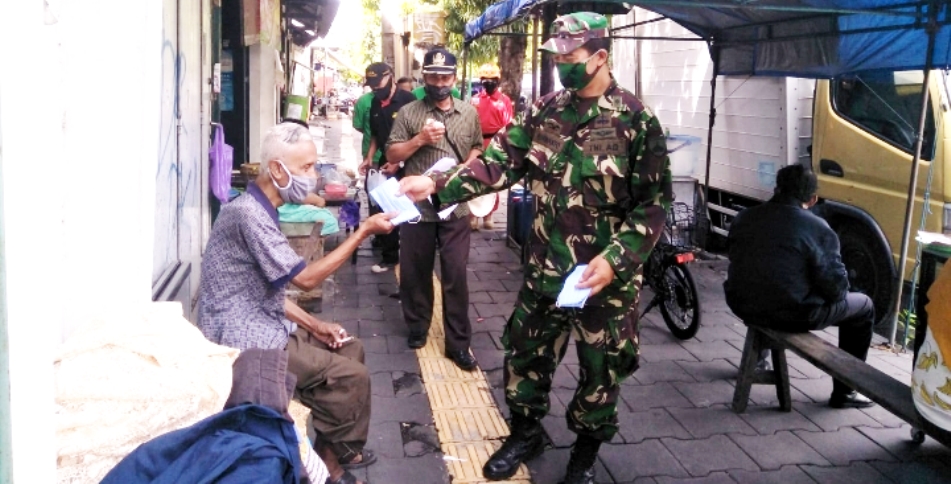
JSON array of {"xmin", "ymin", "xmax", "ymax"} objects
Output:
[{"xmin": 260, "ymin": 122, "xmax": 313, "ymax": 163}]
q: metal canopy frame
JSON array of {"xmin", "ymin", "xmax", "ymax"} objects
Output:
[{"xmin": 465, "ymin": 0, "xmax": 950, "ymax": 347}]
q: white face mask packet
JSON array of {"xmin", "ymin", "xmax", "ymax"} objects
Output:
[
  {"xmin": 369, "ymin": 177, "xmax": 422, "ymax": 225},
  {"xmin": 556, "ymin": 264, "xmax": 593, "ymax": 309}
]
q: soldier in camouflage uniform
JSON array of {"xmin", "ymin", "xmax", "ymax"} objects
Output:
[{"xmin": 399, "ymin": 12, "xmax": 671, "ymax": 484}]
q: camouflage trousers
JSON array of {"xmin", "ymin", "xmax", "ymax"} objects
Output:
[{"xmin": 502, "ymin": 286, "xmax": 640, "ymax": 441}]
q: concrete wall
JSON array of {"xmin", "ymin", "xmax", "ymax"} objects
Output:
[
  {"xmin": 248, "ymin": 44, "xmax": 281, "ymax": 165},
  {"xmin": 0, "ymin": 0, "xmax": 164, "ymax": 479},
  {"xmin": 154, "ymin": 0, "xmax": 212, "ymax": 320},
  {"xmin": 0, "ymin": 0, "xmax": 214, "ymax": 478}
]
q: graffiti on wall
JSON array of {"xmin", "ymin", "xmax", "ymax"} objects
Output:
[{"xmin": 155, "ymin": 0, "xmax": 205, "ymax": 316}]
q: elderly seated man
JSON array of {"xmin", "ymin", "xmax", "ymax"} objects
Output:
[{"xmin": 198, "ymin": 122, "xmax": 394, "ymax": 484}]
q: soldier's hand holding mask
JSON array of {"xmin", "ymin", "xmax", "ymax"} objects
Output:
[
  {"xmin": 576, "ymin": 255, "xmax": 615, "ymax": 296},
  {"xmin": 398, "ymin": 175, "xmax": 437, "ymax": 202}
]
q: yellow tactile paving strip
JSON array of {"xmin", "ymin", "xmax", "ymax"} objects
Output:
[{"xmin": 397, "ymin": 269, "xmax": 532, "ymax": 484}]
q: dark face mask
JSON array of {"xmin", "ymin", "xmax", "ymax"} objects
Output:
[
  {"xmin": 373, "ymin": 79, "xmax": 392, "ymax": 101},
  {"xmin": 425, "ymin": 84, "xmax": 453, "ymax": 101},
  {"xmin": 482, "ymin": 80, "xmax": 499, "ymax": 95}
]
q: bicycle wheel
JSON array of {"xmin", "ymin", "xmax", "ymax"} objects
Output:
[{"xmin": 658, "ymin": 263, "xmax": 701, "ymax": 340}]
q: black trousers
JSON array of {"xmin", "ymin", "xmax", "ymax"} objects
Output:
[
  {"xmin": 399, "ymin": 215, "xmax": 472, "ymax": 352},
  {"xmin": 803, "ymin": 293, "xmax": 875, "ymax": 396},
  {"xmin": 368, "ymin": 199, "xmax": 400, "ymax": 265}
]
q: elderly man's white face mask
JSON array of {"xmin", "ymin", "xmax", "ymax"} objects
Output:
[{"xmin": 270, "ymin": 160, "xmax": 316, "ymax": 204}]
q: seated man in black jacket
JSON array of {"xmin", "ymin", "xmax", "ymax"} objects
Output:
[{"xmin": 724, "ymin": 164, "xmax": 875, "ymax": 409}]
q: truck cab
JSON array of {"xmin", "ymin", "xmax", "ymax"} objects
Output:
[{"xmin": 811, "ymin": 70, "xmax": 949, "ymax": 327}]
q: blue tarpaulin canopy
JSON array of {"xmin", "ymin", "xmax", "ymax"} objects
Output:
[
  {"xmin": 465, "ymin": 0, "xmax": 951, "ymax": 78},
  {"xmin": 464, "ymin": 0, "xmax": 951, "ymax": 345}
]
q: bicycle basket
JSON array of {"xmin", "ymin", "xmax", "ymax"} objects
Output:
[{"xmin": 666, "ymin": 202, "xmax": 696, "ymax": 249}]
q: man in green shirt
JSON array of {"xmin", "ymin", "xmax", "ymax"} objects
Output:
[{"xmin": 352, "ymin": 91, "xmax": 382, "ymax": 167}]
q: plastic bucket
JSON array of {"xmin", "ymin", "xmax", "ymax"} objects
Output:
[{"xmin": 667, "ymin": 134, "xmax": 702, "ymax": 177}]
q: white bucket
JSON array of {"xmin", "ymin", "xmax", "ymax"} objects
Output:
[{"xmin": 667, "ymin": 134, "xmax": 702, "ymax": 177}]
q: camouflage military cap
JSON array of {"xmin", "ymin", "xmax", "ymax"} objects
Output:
[{"xmin": 539, "ymin": 12, "xmax": 610, "ymax": 55}]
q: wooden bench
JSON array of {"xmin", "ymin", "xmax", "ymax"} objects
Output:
[{"xmin": 732, "ymin": 325, "xmax": 921, "ymax": 429}]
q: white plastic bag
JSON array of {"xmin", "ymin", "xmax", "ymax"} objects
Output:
[
  {"xmin": 366, "ymin": 169, "xmax": 387, "ymax": 198},
  {"xmin": 323, "ymin": 168, "xmax": 352, "ymax": 187}
]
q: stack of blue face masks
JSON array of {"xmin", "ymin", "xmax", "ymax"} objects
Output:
[{"xmin": 369, "ymin": 178, "xmax": 422, "ymax": 225}]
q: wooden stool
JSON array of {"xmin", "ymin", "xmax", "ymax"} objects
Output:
[
  {"xmin": 732, "ymin": 325, "xmax": 792, "ymax": 413},
  {"xmin": 281, "ymin": 221, "xmax": 325, "ymax": 311}
]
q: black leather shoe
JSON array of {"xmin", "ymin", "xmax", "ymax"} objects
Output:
[
  {"xmin": 560, "ymin": 465, "xmax": 595, "ymax": 484},
  {"xmin": 446, "ymin": 349, "xmax": 478, "ymax": 371},
  {"xmin": 483, "ymin": 415, "xmax": 545, "ymax": 480},
  {"xmin": 829, "ymin": 391, "xmax": 875, "ymax": 409},
  {"xmin": 407, "ymin": 333, "xmax": 427, "ymax": 349}
]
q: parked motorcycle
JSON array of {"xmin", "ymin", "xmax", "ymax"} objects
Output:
[{"xmin": 640, "ymin": 202, "xmax": 702, "ymax": 340}]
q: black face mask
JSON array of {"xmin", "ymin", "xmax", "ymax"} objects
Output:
[
  {"xmin": 424, "ymin": 84, "xmax": 453, "ymax": 101},
  {"xmin": 482, "ymin": 80, "xmax": 499, "ymax": 95},
  {"xmin": 372, "ymin": 79, "xmax": 392, "ymax": 101}
]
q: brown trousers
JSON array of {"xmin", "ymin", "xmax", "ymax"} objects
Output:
[{"xmin": 286, "ymin": 328, "xmax": 370, "ymax": 461}]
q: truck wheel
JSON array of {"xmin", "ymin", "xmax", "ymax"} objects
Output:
[{"xmin": 835, "ymin": 222, "xmax": 896, "ymax": 329}]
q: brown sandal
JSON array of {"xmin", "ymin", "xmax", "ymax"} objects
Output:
[{"xmin": 339, "ymin": 449, "xmax": 377, "ymax": 470}]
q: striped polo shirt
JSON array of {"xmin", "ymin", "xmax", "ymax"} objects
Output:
[{"xmin": 386, "ymin": 96, "xmax": 483, "ymax": 221}]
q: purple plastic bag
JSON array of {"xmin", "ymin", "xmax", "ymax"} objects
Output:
[
  {"xmin": 339, "ymin": 200, "xmax": 361, "ymax": 228},
  {"xmin": 209, "ymin": 124, "xmax": 234, "ymax": 204}
]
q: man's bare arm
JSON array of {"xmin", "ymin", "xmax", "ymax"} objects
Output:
[
  {"xmin": 464, "ymin": 148, "xmax": 483, "ymax": 165},
  {"xmin": 291, "ymin": 213, "xmax": 394, "ymax": 291},
  {"xmin": 284, "ymin": 298, "xmax": 347, "ymax": 348},
  {"xmin": 386, "ymin": 134, "xmax": 426, "ymax": 164},
  {"xmin": 360, "ymin": 138, "xmax": 378, "ymax": 175},
  {"xmin": 304, "ymin": 192, "xmax": 326, "ymax": 207},
  {"xmin": 387, "ymin": 122, "xmax": 444, "ymax": 162}
]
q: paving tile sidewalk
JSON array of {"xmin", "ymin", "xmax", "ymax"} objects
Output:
[{"xmin": 313, "ymin": 117, "xmax": 951, "ymax": 484}]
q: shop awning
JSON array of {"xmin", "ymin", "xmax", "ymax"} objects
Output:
[
  {"xmin": 464, "ymin": 0, "xmax": 951, "ymax": 78},
  {"xmin": 285, "ymin": 0, "xmax": 341, "ymax": 46}
]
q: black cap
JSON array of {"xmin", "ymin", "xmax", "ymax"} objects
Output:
[
  {"xmin": 421, "ymin": 48, "xmax": 457, "ymax": 75},
  {"xmin": 364, "ymin": 63, "xmax": 393, "ymax": 87}
]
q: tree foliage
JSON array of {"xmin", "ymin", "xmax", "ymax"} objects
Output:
[
  {"xmin": 441, "ymin": 0, "xmax": 498, "ymax": 67},
  {"xmin": 439, "ymin": 0, "xmax": 529, "ymax": 100},
  {"xmin": 360, "ymin": 0, "xmax": 383, "ymax": 65}
]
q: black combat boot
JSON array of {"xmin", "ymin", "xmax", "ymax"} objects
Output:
[
  {"xmin": 483, "ymin": 413, "xmax": 545, "ymax": 480},
  {"xmin": 559, "ymin": 435, "xmax": 602, "ymax": 484}
]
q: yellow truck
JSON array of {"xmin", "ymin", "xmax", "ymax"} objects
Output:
[
  {"xmin": 616, "ymin": 13, "xmax": 947, "ymax": 329},
  {"xmin": 811, "ymin": 71, "xmax": 947, "ymax": 327}
]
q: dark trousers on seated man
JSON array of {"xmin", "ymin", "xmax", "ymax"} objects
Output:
[
  {"xmin": 749, "ymin": 292, "xmax": 875, "ymax": 397},
  {"xmin": 286, "ymin": 328, "xmax": 371, "ymax": 462}
]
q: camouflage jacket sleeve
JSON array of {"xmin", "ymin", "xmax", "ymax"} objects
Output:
[
  {"xmin": 600, "ymin": 111, "xmax": 672, "ymax": 284},
  {"xmin": 431, "ymin": 102, "xmax": 539, "ymax": 204}
]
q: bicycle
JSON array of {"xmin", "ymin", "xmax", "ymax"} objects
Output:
[{"xmin": 640, "ymin": 202, "xmax": 702, "ymax": 340}]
